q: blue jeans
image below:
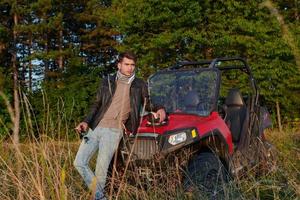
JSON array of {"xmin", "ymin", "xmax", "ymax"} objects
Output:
[{"xmin": 74, "ymin": 127, "xmax": 123, "ymax": 199}]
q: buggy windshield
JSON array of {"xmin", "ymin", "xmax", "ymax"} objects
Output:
[{"xmin": 148, "ymin": 69, "xmax": 219, "ymax": 116}]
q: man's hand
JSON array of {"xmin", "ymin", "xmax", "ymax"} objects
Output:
[
  {"xmin": 75, "ymin": 122, "xmax": 88, "ymax": 133},
  {"xmin": 152, "ymin": 109, "xmax": 166, "ymax": 123}
]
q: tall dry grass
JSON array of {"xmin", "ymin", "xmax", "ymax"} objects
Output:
[
  {"xmin": 236, "ymin": 128, "xmax": 300, "ymax": 200},
  {"xmin": 1, "ymin": 129, "xmax": 299, "ymax": 200},
  {"xmin": 0, "ymin": 92, "xmax": 299, "ymax": 199}
]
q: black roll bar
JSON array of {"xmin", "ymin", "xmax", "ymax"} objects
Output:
[{"xmin": 169, "ymin": 57, "xmax": 258, "ymax": 99}]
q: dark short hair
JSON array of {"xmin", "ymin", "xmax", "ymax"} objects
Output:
[{"xmin": 118, "ymin": 51, "xmax": 137, "ymax": 63}]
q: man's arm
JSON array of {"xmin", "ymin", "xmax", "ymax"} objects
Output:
[{"xmin": 141, "ymin": 82, "xmax": 166, "ymax": 122}]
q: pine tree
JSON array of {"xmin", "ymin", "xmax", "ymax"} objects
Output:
[{"xmin": 110, "ymin": 0, "xmax": 300, "ymax": 121}]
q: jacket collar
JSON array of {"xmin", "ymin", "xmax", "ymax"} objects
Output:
[{"xmin": 109, "ymin": 73, "xmax": 139, "ymax": 87}]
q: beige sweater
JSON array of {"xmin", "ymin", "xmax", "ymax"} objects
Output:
[{"xmin": 98, "ymin": 80, "xmax": 131, "ymax": 129}]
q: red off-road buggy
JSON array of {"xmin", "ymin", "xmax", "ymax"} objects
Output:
[{"xmin": 115, "ymin": 57, "xmax": 273, "ymax": 198}]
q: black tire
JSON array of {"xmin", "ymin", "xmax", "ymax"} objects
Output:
[{"xmin": 183, "ymin": 152, "xmax": 229, "ymax": 199}]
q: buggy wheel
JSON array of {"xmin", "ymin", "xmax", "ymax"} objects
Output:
[{"xmin": 184, "ymin": 152, "xmax": 229, "ymax": 199}]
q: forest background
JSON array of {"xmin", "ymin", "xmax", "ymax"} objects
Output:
[
  {"xmin": 0, "ymin": 0, "xmax": 299, "ymax": 140},
  {"xmin": 0, "ymin": 0, "xmax": 300, "ymax": 199}
]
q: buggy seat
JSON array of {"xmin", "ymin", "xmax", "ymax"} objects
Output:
[{"xmin": 224, "ymin": 89, "xmax": 247, "ymax": 143}]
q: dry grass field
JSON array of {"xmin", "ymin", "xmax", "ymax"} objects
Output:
[{"xmin": 0, "ymin": 127, "xmax": 299, "ymax": 200}]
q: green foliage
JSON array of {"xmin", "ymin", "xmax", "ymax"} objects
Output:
[
  {"xmin": 110, "ymin": 0, "xmax": 207, "ymax": 76},
  {"xmin": 0, "ymin": 0, "xmax": 299, "ymax": 138},
  {"xmin": 0, "ymin": 0, "xmax": 118, "ymax": 138},
  {"xmin": 28, "ymin": 64, "xmax": 103, "ymax": 139},
  {"xmin": 0, "ymin": 87, "xmax": 13, "ymax": 137},
  {"xmin": 110, "ymin": 0, "xmax": 300, "ymax": 120}
]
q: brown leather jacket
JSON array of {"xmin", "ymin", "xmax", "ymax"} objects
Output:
[{"xmin": 83, "ymin": 74, "xmax": 161, "ymax": 133}]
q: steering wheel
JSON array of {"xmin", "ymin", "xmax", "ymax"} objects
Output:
[{"xmin": 146, "ymin": 113, "xmax": 167, "ymax": 126}]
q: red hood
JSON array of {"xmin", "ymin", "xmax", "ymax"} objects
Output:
[
  {"xmin": 137, "ymin": 111, "xmax": 233, "ymax": 154},
  {"xmin": 137, "ymin": 112, "xmax": 219, "ymax": 135}
]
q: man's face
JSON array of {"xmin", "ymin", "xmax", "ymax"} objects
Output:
[{"xmin": 118, "ymin": 57, "xmax": 136, "ymax": 76}]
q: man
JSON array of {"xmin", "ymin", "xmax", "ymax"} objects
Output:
[{"xmin": 73, "ymin": 52, "xmax": 166, "ymax": 200}]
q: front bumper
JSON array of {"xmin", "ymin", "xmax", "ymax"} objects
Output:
[{"xmin": 121, "ymin": 128, "xmax": 199, "ymax": 161}]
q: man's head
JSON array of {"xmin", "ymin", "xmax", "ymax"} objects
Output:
[{"xmin": 117, "ymin": 52, "xmax": 136, "ymax": 76}]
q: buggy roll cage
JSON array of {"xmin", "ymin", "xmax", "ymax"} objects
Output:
[{"xmin": 168, "ymin": 57, "xmax": 258, "ymax": 102}]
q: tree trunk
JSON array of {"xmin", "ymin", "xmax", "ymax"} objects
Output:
[
  {"xmin": 276, "ymin": 100, "xmax": 283, "ymax": 132},
  {"xmin": 295, "ymin": 0, "xmax": 299, "ymax": 21},
  {"xmin": 44, "ymin": 33, "xmax": 49, "ymax": 80},
  {"xmin": 13, "ymin": 11, "xmax": 23, "ymax": 200},
  {"xmin": 28, "ymin": 32, "xmax": 32, "ymax": 92},
  {"xmin": 12, "ymin": 12, "xmax": 20, "ymax": 144},
  {"xmin": 58, "ymin": 29, "xmax": 63, "ymax": 69}
]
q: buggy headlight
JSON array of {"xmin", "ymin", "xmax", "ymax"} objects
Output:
[{"xmin": 168, "ymin": 132, "xmax": 187, "ymax": 145}]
